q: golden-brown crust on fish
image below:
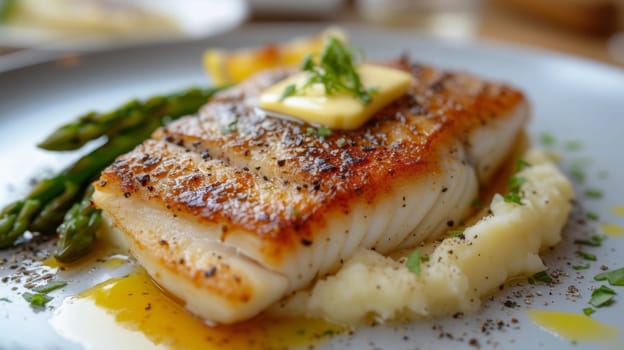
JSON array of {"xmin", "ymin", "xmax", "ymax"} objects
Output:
[{"xmin": 95, "ymin": 58, "xmax": 525, "ymax": 263}]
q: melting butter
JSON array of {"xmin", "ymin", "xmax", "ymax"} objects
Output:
[
  {"xmin": 260, "ymin": 64, "xmax": 413, "ymax": 130},
  {"xmin": 528, "ymin": 310, "xmax": 619, "ymax": 343},
  {"xmin": 51, "ymin": 267, "xmax": 343, "ymax": 350}
]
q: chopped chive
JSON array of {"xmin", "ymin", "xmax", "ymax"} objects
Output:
[
  {"xmin": 584, "ymin": 189, "xmax": 603, "ymax": 199},
  {"xmin": 576, "ymin": 251, "xmax": 597, "ymax": 261},
  {"xmin": 594, "ymin": 267, "xmax": 624, "ymax": 286},
  {"xmin": 586, "ymin": 212, "xmax": 600, "ymax": 221},
  {"xmin": 589, "ymin": 285, "xmax": 616, "ymax": 307},
  {"xmin": 574, "ymin": 235, "xmax": 605, "ymax": 247},
  {"xmin": 406, "ymin": 250, "xmax": 422, "ymax": 276},
  {"xmin": 573, "ymin": 264, "xmax": 590, "ymax": 270},
  {"xmin": 583, "ymin": 307, "xmax": 595, "ymax": 316},
  {"xmin": 33, "ymin": 280, "xmax": 67, "ymax": 294}
]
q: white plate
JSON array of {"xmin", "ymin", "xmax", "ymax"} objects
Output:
[{"xmin": 1, "ymin": 23, "xmax": 624, "ymax": 350}]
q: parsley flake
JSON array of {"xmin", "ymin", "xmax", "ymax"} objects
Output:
[
  {"xmin": 583, "ymin": 307, "xmax": 595, "ymax": 316},
  {"xmin": 503, "ymin": 175, "xmax": 526, "ymax": 205},
  {"xmin": 532, "ymin": 271, "xmax": 553, "ymax": 283},
  {"xmin": 573, "ymin": 264, "xmax": 591, "ymax": 270},
  {"xmin": 594, "ymin": 267, "xmax": 624, "ymax": 286},
  {"xmin": 589, "ymin": 285, "xmax": 616, "ymax": 307},
  {"xmin": 406, "ymin": 250, "xmax": 422, "ymax": 276},
  {"xmin": 22, "ymin": 292, "xmax": 51, "ymax": 308}
]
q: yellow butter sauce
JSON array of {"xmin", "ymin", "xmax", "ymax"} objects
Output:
[
  {"xmin": 528, "ymin": 310, "xmax": 619, "ymax": 343},
  {"xmin": 612, "ymin": 206, "xmax": 624, "ymax": 217},
  {"xmin": 601, "ymin": 223, "xmax": 624, "ymax": 237},
  {"xmin": 53, "ymin": 267, "xmax": 344, "ymax": 350}
]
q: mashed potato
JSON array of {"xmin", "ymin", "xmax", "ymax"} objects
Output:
[{"xmin": 269, "ymin": 149, "xmax": 574, "ymax": 324}]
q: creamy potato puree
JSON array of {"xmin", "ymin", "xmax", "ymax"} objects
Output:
[{"xmin": 269, "ymin": 149, "xmax": 574, "ymax": 324}]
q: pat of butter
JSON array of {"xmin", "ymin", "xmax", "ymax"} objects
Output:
[{"xmin": 259, "ymin": 64, "xmax": 413, "ymax": 130}]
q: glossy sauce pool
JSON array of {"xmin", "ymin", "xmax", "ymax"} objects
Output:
[{"xmin": 51, "ymin": 266, "xmax": 344, "ymax": 349}]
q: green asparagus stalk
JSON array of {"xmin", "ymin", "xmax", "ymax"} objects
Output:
[
  {"xmin": 54, "ymin": 186, "xmax": 101, "ymax": 263},
  {"xmin": 0, "ymin": 85, "xmax": 227, "ymax": 252},
  {"xmin": 38, "ymin": 86, "xmax": 224, "ymax": 151}
]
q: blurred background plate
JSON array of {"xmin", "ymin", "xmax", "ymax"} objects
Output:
[{"xmin": 0, "ymin": 0, "xmax": 248, "ymax": 50}]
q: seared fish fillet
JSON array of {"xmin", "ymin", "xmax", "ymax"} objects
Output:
[{"xmin": 93, "ymin": 58, "xmax": 528, "ymax": 324}]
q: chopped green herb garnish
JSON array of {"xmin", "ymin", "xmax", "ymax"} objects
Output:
[
  {"xmin": 335, "ymin": 138, "xmax": 346, "ymax": 147},
  {"xmin": 281, "ymin": 37, "xmax": 376, "ymax": 105},
  {"xmin": 586, "ymin": 212, "xmax": 600, "ymax": 221},
  {"xmin": 306, "ymin": 126, "xmax": 332, "ymax": 137},
  {"xmin": 577, "ymin": 251, "xmax": 597, "ymax": 261},
  {"xmin": 406, "ymin": 250, "xmax": 422, "ymax": 276},
  {"xmin": 532, "ymin": 271, "xmax": 553, "ymax": 283},
  {"xmin": 220, "ymin": 119, "xmax": 238, "ymax": 134},
  {"xmin": 574, "ymin": 235, "xmax": 605, "ymax": 247},
  {"xmin": 317, "ymin": 126, "xmax": 332, "ymax": 137},
  {"xmin": 563, "ymin": 140, "xmax": 583, "ymax": 151},
  {"xmin": 516, "ymin": 158, "xmax": 531, "ymax": 171},
  {"xmin": 503, "ymin": 175, "xmax": 525, "ymax": 205},
  {"xmin": 279, "ymin": 84, "xmax": 297, "ymax": 101},
  {"xmin": 589, "ymin": 285, "xmax": 616, "ymax": 307},
  {"xmin": 573, "ymin": 264, "xmax": 590, "ymax": 270},
  {"xmin": 22, "ymin": 292, "xmax": 51, "ymax": 308},
  {"xmin": 539, "ymin": 132, "xmax": 556, "ymax": 147},
  {"xmin": 33, "ymin": 280, "xmax": 67, "ymax": 294},
  {"xmin": 420, "ymin": 255, "xmax": 430, "ymax": 263},
  {"xmin": 583, "ymin": 307, "xmax": 595, "ymax": 316},
  {"xmin": 449, "ymin": 230, "xmax": 463, "ymax": 238},
  {"xmin": 0, "ymin": 297, "xmax": 11, "ymax": 303},
  {"xmin": 584, "ymin": 189, "xmax": 603, "ymax": 199},
  {"xmin": 594, "ymin": 267, "xmax": 624, "ymax": 286}
]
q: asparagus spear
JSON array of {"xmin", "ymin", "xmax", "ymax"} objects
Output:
[
  {"xmin": 54, "ymin": 186, "xmax": 101, "ymax": 263},
  {"xmin": 0, "ymin": 85, "xmax": 226, "ymax": 251},
  {"xmin": 38, "ymin": 87, "xmax": 224, "ymax": 151}
]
